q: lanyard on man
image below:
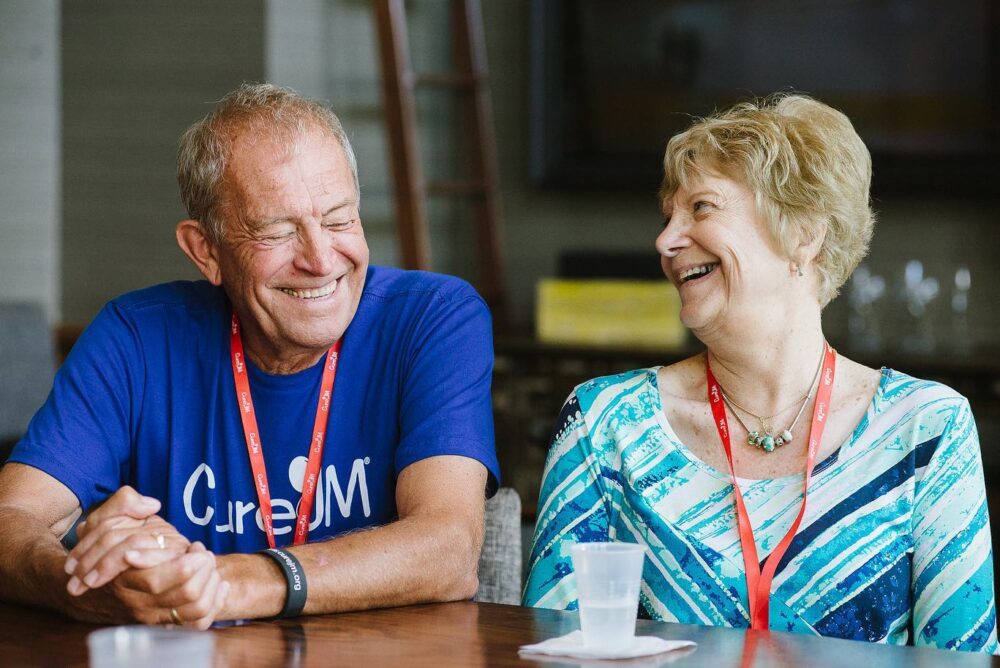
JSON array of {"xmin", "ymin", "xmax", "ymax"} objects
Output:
[{"xmin": 229, "ymin": 312, "xmax": 342, "ymax": 548}]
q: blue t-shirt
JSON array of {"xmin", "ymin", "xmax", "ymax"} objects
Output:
[{"xmin": 11, "ymin": 266, "xmax": 499, "ymax": 554}]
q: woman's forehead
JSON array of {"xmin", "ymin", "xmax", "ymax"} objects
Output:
[{"xmin": 661, "ymin": 168, "xmax": 747, "ymax": 208}]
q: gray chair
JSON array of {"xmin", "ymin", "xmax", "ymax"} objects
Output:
[
  {"xmin": 475, "ymin": 486, "xmax": 522, "ymax": 605},
  {"xmin": 0, "ymin": 302, "xmax": 55, "ymax": 461}
]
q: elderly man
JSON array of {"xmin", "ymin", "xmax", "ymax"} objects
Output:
[{"xmin": 0, "ymin": 83, "xmax": 498, "ymax": 628}]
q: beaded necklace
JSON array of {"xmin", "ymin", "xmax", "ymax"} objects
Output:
[{"xmin": 713, "ymin": 347, "xmax": 826, "ymax": 453}]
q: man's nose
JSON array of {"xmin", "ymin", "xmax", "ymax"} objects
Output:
[{"xmin": 295, "ymin": 226, "xmax": 336, "ymax": 275}]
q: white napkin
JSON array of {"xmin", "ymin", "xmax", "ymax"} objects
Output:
[{"xmin": 518, "ymin": 630, "xmax": 696, "ymax": 660}]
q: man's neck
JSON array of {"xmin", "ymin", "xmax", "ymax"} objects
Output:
[
  {"xmin": 245, "ymin": 348, "xmax": 327, "ymax": 375},
  {"xmin": 239, "ymin": 330, "xmax": 329, "ymax": 376}
]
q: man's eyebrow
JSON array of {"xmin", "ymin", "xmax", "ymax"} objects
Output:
[{"xmin": 321, "ymin": 198, "xmax": 359, "ymax": 217}]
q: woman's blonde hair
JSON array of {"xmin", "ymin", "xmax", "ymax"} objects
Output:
[{"xmin": 660, "ymin": 94, "xmax": 875, "ymax": 306}]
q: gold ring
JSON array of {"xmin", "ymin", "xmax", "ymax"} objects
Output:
[
  {"xmin": 151, "ymin": 531, "xmax": 166, "ymax": 550},
  {"xmin": 169, "ymin": 607, "xmax": 184, "ymax": 625}
]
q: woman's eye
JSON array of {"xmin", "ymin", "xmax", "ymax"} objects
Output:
[{"xmin": 693, "ymin": 200, "xmax": 711, "ymax": 212}]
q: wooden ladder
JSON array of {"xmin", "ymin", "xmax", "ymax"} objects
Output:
[{"xmin": 374, "ymin": 0, "xmax": 508, "ymax": 329}]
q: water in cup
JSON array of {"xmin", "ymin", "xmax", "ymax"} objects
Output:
[
  {"xmin": 571, "ymin": 542, "xmax": 645, "ymax": 650},
  {"xmin": 88, "ymin": 626, "xmax": 214, "ymax": 668},
  {"xmin": 578, "ymin": 598, "xmax": 638, "ymax": 646}
]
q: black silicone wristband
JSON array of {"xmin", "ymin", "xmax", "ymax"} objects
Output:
[{"xmin": 260, "ymin": 548, "xmax": 307, "ymax": 618}]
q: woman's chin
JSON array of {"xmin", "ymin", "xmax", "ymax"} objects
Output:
[
  {"xmin": 679, "ymin": 305, "xmax": 709, "ymax": 332},
  {"xmin": 680, "ymin": 305, "xmax": 729, "ymax": 343}
]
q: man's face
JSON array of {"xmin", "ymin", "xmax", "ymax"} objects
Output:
[{"xmin": 211, "ymin": 125, "xmax": 368, "ymax": 371}]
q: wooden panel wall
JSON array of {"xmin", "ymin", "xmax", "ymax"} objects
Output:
[{"xmin": 60, "ymin": 0, "xmax": 266, "ymax": 322}]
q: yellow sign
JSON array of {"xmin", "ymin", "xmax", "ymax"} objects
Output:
[{"xmin": 536, "ymin": 279, "xmax": 686, "ymax": 348}]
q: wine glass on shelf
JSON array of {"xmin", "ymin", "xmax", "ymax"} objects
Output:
[
  {"xmin": 847, "ymin": 265, "xmax": 885, "ymax": 353},
  {"xmin": 950, "ymin": 266, "xmax": 972, "ymax": 354},
  {"xmin": 900, "ymin": 260, "xmax": 939, "ymax": 354}
]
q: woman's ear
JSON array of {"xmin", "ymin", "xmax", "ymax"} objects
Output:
[
  {"xmin": 176, "ymin": 220, "xmax": 223, "ymax": 286},
  {"xmin": 794, "ymin": 221, "xmax": 827, "ymax": 271}
]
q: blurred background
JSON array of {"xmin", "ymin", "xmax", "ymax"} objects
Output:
[{"xmin": 1, "ymin": 0, "xmax": 999, "ymax": 566}]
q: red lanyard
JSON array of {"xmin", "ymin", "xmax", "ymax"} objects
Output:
[
  {"xmin": 229, "ymin": 313, "xmax": 342, "ymax": 548},
  {"xmin": 706, "ymin": 342, "xmax": 836, "ymax": 630}
]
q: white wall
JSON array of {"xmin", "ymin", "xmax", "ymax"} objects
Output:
[{"xmin": 0, "ymin": 0, "xmax": 60, "ymax": 321}]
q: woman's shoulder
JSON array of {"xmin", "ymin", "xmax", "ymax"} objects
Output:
[
  {"xmin": 833, "ymin": 354, "xmax": 967, "ymax": 411},
  {"xmin": 571, "ymin": 367, "xmax": 658, "ymax": 408},
  {"xmin": 855, "ymin": 366, "xmax": 974, "ymax": 453},
  {"xmin": 873, "ymin": 367, "xmax": 969, "ymax": 413}
]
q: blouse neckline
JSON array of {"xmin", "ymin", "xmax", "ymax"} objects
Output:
[{"xmin": 644, "ymin": 366, "xmax": 892, "ymax": 485}]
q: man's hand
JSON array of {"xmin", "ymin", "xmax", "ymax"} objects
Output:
[
  {"xmin": 72, "ymin": 542, "xmax": 230, "ymax": 630},
  {"xmin": 0, "ymin": 466, "xmax": 227, "ymax": 629},
  {"xmin": 64, "ymin": 486, "xmax": 188, "ymax": 596}
]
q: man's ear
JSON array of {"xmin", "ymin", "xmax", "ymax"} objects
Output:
[{"xmin": 176, "ymin": 220, "xmax": 223, "ymax": 286}]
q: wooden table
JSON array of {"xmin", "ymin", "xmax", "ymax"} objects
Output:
[{"xmin": 1, "ymin": 601, "xmax": 997, "ymax": 667}]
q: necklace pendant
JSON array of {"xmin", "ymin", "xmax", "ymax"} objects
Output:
[
  {"xmin": 748, "ymin": 431, "xmax": 760, "ymax": 446},
  {"xmin": 762, "ymin": 435, "xmax": 776, "ymax": 452},
  {"xmin": 780, "ymin": 429, "xmax": 793, "ymax": 443}
]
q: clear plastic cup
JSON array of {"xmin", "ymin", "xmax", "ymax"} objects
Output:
[
  {"xmin": 571, "ymin": 542, "xmax": 646, "ymax": 650},
  {"xmin": 87, "ymin": 626, "xmax": 214, "ymax": 668}
]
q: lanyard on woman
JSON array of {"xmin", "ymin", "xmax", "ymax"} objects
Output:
[
  {"xmin": 229, "ymin": 312, "xmax": 342, "ymax": 548},
  {"xmin": 706, "ymin": 342, "xmax": 836, "ymax": 630}
]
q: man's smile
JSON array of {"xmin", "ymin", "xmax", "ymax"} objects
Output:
[{"xmin": 277, "ymin": 280, "xmax": 338, "ymax": 300}]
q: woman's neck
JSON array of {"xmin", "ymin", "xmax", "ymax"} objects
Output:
[{"xmin": 702, "ymin": 315, "xmax": 827, "ymax": 415}]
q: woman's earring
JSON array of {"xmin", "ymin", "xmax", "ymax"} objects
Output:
[{"xmin": 792, "ymin": 263, "xmax": 803, "ymax": 277}]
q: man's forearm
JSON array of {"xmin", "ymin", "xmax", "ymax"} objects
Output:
[
  {"xmin": 218, "ymin": 511, "xmax": 481, "ymax": 620},
  {"xmin": 0, "ymin": 506, "xmax": 77, "ymax": 614}
]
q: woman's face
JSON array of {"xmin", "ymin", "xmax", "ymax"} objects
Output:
[{"xmin": 655, "ymin": 172, "xmax": 791, "ymax": 337}]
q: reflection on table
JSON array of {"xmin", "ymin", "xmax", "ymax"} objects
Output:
[{"xmin": 1, "ymin": 600, "xmax": 997, "ymax": 667}]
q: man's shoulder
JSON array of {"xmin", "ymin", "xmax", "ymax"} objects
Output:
[
  {"xmin": 362, "ymin": 266, "xmax": 483, "ymax": 307},
  {"xmin": 108, "ymin": 280, "xmax": 224, "ymax": 315}
]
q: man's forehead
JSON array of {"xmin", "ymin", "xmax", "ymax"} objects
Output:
[
  {"xmin": 226, "ymin": 131, "xmax": 350, "ymax": 194},
  {"xmin": 228, "ymin": 125, "xmax": 341, "ymax": 174}
]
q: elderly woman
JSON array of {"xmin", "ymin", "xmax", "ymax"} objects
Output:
[{"xmin": 523, "ymin": 95, "xmax": 996, "ymax": 652}]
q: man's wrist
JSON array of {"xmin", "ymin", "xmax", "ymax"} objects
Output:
[
  {"xmin": 259, "ymin": 548, "xmax": 307, "ymax": 618},
  {"xmin": 217, "ymin": 553, "xmax": 286, "ymax": 620}
]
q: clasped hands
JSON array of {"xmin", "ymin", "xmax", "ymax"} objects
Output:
[{"xmin": 63, "ymin": 486, "xmax": 229, "ymax": 629}]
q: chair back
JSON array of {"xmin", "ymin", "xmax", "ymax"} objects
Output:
[
  {"xmin": 475, "ymin": 486, "xmax": 522, "ymax": 605},
  {"xmin": 0, "ymin": 302, "xmax": 54, "ymax": 460}
]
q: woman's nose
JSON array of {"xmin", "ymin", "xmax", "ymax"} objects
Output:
[{"xmin": 655, "ymin": 217, "xmax": 690, "ymax": 258}]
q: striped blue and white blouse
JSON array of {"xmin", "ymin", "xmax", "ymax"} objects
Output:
[{"xmin": 523, "ymin": 367, "xmax": 997, "ymax": 653}]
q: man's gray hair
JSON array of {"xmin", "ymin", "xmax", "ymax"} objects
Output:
[{"xmin": 177, "ymin": 82, "xmax": 359, "ymax": 243}]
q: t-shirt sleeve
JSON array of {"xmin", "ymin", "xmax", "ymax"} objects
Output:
[
  {"xmin": 393, "ymin": 289, "xmax": 499, "ymax": 494},
  {"xmin": 522, "ymin": 392, "xmax": 611, "ymax": 609},
  {"xmin": 911, "ymin": 397, "xmax": 998, "ymax": 653},
  {"xmin": 8, "ymin": 301, "xmax": 143, "ymax": 511}
]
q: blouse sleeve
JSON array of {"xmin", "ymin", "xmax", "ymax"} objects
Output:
[
  {"xmin": 911, "ymin": 397, "xmax": 998, "ymax": 652},
  {"xmin": 522, "ymin": 392, "xmax": 612, "ymax": 610}
]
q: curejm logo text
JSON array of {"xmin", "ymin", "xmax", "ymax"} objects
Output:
[{"xmin": 182, "ymin": 456, "xmax": 371, "ymax": 536}]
